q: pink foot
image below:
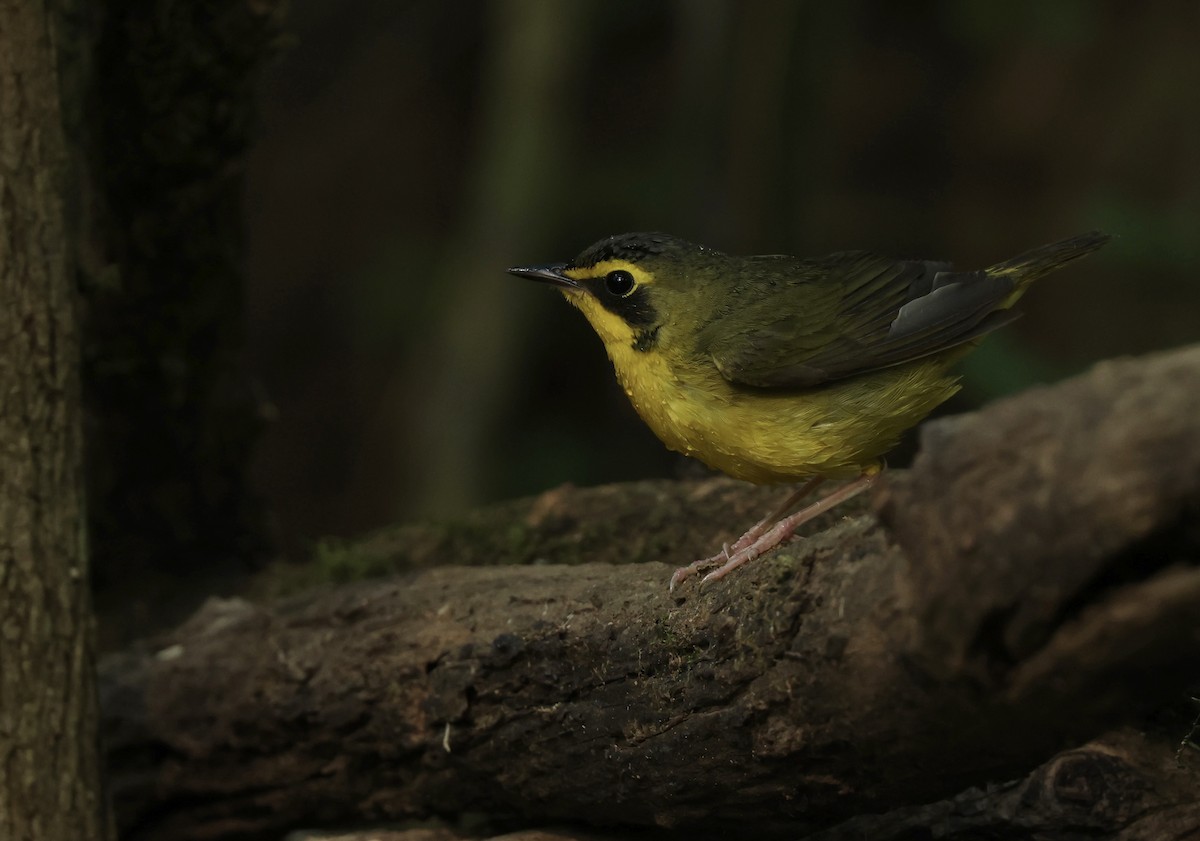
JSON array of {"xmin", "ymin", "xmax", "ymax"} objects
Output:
[{"xmin": 670, "ymin": 471, "xmax": 879, "ymax": 589}]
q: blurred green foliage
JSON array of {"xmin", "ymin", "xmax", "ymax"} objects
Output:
[{"xmin": 242, "ymin": 0, "xmax": 1200, "ymax": 551}]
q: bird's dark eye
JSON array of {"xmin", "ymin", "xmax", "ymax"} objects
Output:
[{"xmin": 605, "ymin": 270, "xmax": 636, "ymax": 297}]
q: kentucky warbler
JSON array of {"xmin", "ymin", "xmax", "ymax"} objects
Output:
[{"xmin": 509, "ymin": 231, "xmax": 1109, "ymax": 589}]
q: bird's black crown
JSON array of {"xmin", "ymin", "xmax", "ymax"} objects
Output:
[{"xmin": 571, "ymin": 232, "xmax": 708, "ymax": 268}]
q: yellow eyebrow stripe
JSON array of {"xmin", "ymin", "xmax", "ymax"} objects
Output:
[{"xmin": 564, "ymin": 260, "xmax": 656, "ymax": 286}]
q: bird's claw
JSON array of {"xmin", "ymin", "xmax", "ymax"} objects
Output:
[{"xmin": 669, "ymin": 552, "xmax": 724, "ymax": 591}]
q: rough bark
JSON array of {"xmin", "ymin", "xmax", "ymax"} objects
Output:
[
  {"xmin": 102, "ymin": 345, "xmax": 1200, "ymax": 841},
  {"xmin": 287, "ymin": 728, "xmax": 1200, "ymax": 841},
  {"xmin": 806, "ymin": 727, "xmax": 1200, "ymax": 841},
  {"xmin": 0, "ymin": 1, "xmax": 110, "ymax": 838},
  {"xmin": 290, "ymin": 830, "xmax": 618, "ymax": 841}
]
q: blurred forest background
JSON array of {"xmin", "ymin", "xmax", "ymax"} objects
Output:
[{"xmin": 240, "ymin": 0, "xmax": 1200, "ymax": 557}]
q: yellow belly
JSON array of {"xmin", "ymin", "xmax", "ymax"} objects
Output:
[{"xmin": 607, "ymin": 343, "xmax": 961, "ymax": 484}]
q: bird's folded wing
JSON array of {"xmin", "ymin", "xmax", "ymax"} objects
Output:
[{"xmin": 702, "ymin": 251, "xmax": 1017, "ymax": 389}]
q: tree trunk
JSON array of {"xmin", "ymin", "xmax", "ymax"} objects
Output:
[
  {"xmin": 0, "ymin": 1, "xmax": 110, "ymax": 839},
  {"xmin": 102, "ymin": 344, "xmax": 1200, "ymax": 840}
]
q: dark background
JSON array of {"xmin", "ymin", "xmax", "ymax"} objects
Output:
[{"xmin": 240, "ymin": 0, "xmax": 1200, "ymax": 554}]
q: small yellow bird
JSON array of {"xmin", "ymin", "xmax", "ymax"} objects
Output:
[{"xmin": 509, "ymin": 231, "xmax": 1109, "ymax": 588}]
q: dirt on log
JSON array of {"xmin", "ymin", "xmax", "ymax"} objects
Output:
[{"xmin": 102, "ymin": 345, "xmax": 1200, "ymax": 841}]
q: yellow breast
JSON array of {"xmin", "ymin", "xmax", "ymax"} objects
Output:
[{"xmin": 601, "ymin": 328, "xmax": 961, "ymax": 484}]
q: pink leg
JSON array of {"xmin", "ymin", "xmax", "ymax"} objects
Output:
[
  {"xmin": 724, "ymin": 476, "xmax": 826, "ymax": 556},
  {"xmin": 668, "ymin": 477, "xmax": 825, "ymax": 591},
  {"xmin": 699, "ymin": 470, "xmax": 880, "ymax": 585}
]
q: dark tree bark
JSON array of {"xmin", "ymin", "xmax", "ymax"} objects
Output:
[
  {"xmin": 102, "ymin": 345, "xmax": 1200, "ymax": 841},
  {"xmin": 0, "ymin": 1, "xmax": 110, "ymax": 838}
]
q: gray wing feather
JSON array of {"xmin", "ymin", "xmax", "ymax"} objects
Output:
[{"xmin": 707, "ymin": 258, "xmax": 1019, "ymax": 390}]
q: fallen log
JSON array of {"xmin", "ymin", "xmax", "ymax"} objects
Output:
[
  {"xmin": 102, "ymin": 345, "xmax": 1200, "ymax": 840},
  {"xmin": 286, "ymin": 727, "xmax": 1200, "ymax": 841}
]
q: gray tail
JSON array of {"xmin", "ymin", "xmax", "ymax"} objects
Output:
[{"xmin": 988, "ymin": 231, "xmax": 1111, "ymax": 306}]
